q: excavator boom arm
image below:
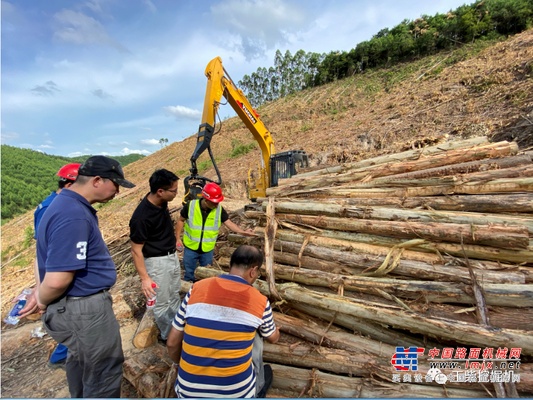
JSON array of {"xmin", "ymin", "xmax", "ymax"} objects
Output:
[
  {"xmin": 189, "ymin": 57, "xmax": 274, "ymax": 184},
  {"xmin": 186, "ymin": 56, "xmax": 306, "ymax": 202}
]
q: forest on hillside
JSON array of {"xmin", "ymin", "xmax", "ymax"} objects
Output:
[
  {"xmin": 239, "ymin": 0, "xmax": 533, "ymax": 106},
  {"xmin": 0, "ymin": 145, "xmax": 144, "ymax": 223}
]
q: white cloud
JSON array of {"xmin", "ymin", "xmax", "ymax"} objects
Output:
[
  {"xmin": 31, "ymin": 81, "xmax": 61, "ymax": 96},
  {"xmin": 142, "ymin": 0, "xmax": 157, "ymax": 13},
  {"xmin": 163, "ymin": 105, "xmax": 201, "ymax": 120},
  {"xmin": 83, "ymin": 0, "xmax": 106, "ymax": 15},
  {"xmin": 102, "ymin": 115, "xmax": 169, "ymax": 130},
  {"xmin": 211, "ymin": 0, "xmax": 308, "ymax": 60},
  {"xmin": 141, "ymin": 138, "xmax": 160, "ymax": 145},
  {"xmin": 92, "ymin": 88, "xmax": 113, "ymax": 100},
  {"xmin": 53, "ymin": 9, "xmax": 129, "ymax": 53},
  {"xmin": 118, "ymin": 147, "xmax": 151, "ymax": 156},
  {"xmin": 0, "ymin": 130, "xmax": 19, "ymax": 143}
]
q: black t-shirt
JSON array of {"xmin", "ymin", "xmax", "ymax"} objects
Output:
[
  {"xmin": 180, "ymin": 200, "xmax": 229, "ymax": 253},
  {"xmin": 129, "ymin": 194, "xmax": 176, "ymax": 258}
]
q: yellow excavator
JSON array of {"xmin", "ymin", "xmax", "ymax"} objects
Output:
[{"xmin": 183, "ymin": 56, "xmax": 308, "ymax": 202}]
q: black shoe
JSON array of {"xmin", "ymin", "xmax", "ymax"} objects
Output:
[
  {"xmin": 257, "ymin": 364, "xmax": 273, "ymax": 398},
  {"xmin": 47, "ymin": 359, "xmax": 66, "ymax": 371}
]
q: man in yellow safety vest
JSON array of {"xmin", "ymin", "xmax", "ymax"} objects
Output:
[{"xmin": 175, "ymin": 182, "xmax": 256, "ymax": 282}]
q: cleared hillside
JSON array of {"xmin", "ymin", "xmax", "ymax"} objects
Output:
[{"xmin": 1, "ymin": 29, "xmax": 532, "ymax": 398}]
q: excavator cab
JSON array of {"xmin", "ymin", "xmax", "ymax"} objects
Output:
[{"xmin": 270, "ymin": 150, "xmax": 309, "ymax": 186}]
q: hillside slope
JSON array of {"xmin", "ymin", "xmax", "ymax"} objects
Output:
[
  {"xmin": 1, "ymin": 29, "xmax": 532, "ymax": 398},
  {"xmin": 123, "ymin": 29, "xmax": 532, "ymax": 190}
]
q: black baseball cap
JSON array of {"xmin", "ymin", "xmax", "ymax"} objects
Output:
[{"xmin": 78, "ymin": 156, "xmax": 136, "ymax": 188}]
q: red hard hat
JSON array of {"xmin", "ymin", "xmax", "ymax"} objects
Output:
[
  {"xmin": 57, "ymin": 163, "xmax": 81, "ymax": 181},
  {"xmin": 202, "ymin": 182, "xmax": 224, "ymax": 203}
]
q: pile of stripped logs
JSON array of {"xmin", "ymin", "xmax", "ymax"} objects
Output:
[{"xmin": 125, "ymin": 136, "xmax": 533, "ymax": 397}]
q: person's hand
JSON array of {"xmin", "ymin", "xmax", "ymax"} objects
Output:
[
  {"xmin": 34, "ymin": 288, "xmax": 48, "ymax": 312},
  {"xmin": 242, "ymin": 229, "xmax": 258, "ymax": 237},
  {"xmin": 142, "ymin": 278, "xmax": 157, "ymax": 298},
  {"xmin": 18, "ymin": 289, "xmax": 41, "ymax": 318},
  {"xmin": 176, "ymin": 239, "xmax": 184, "ymax": 253}
]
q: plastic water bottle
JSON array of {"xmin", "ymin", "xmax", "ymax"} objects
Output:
[
  {"xmin": 146, "ymin": 282, "xmax": 157, "ymax": 309},
  {"xmin": 4, "ymin": 288, "xmax": 32, "ymax": 325}
]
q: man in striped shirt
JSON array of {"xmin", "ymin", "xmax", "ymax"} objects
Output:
[{"xmin": 167, "ymin": 245, "xmax": 280, "ymax": 398}]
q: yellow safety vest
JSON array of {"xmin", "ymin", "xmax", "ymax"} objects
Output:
[{"xmin": 183, "ymin": 199, "xmax": 222, "ymax": 252}]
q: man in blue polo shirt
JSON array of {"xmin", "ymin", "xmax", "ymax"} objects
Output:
[
  {"xmin": 36, "ymin": 155, "xmax": 135, "ymax": 398},
  {"xmin": 20, "ymin": 163, "xmax": 81, "ymax": 369}
]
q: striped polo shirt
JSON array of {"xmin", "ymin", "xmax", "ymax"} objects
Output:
[{"xmin": 172, "ymin": 274, "xmax": 277, "ymax": 398}]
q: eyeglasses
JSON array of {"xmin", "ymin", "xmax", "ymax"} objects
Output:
[
  {"xmin": 102, "ymin": 178, "xmax": 119, "ymax": 190},
  {"xmin": 164, "ymin": 188, "xmax": 178, "ymax": 193}
]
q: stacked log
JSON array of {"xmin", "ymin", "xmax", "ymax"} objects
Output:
[
  {"xmin": 215, "ymin": 137, "xmax": 533, "ymax": 397},
  {"xmin": 122, "ymin": 137, "xmax": 532, "ymax": 397}
]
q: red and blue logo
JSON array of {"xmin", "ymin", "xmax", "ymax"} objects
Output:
[{"xmin": 391, "ymin": 346, "xmax": 425, "ymax": 371}]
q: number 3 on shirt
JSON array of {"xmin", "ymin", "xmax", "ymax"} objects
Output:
[{"xmin": 77, "ymin": 241, "xmax": 88, "ymax": 260}]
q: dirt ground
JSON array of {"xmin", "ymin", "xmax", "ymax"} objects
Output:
[{"xmin": 1, "ymin": 304, "xmax": 141, "ymax": 398}]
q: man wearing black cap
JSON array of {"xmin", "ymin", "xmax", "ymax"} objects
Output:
[{"xmin": 36, "ymin": 155, "xmax": 135, "ymax": 398}]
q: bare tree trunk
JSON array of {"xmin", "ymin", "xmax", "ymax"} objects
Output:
[
  {"xmin": 228, "ymin": 234, "xmax": 526, "ymax": 284},
  {"xmin": 267, "ymin": 213, "xmax": 530, "ymax": 250}
]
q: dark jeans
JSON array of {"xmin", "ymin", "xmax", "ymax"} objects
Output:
[
  {"xmin": 43, "ymin": 290, "xmax": 124, "ymax": 398},
  {"xmin": 182, "ymin": 247, "xmax": 214, "ymax": 282}
]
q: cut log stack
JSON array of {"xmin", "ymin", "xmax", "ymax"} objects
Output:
[
  {"xmin": 215, "ymin": 137, "xmax": 533, "ymax": 398},
  {"xmin": 122, "ymin": 137, "xmax": 532, "ymax": 398}
]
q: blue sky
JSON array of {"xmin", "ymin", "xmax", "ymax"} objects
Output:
[{"xmin": 1, "ymin": 0, "xmax": 471, "ymax": 157}]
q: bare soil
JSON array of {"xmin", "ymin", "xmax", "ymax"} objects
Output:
[{"xmin": 1, "ymin": 29, "xmax": 532, "ymax": 398}]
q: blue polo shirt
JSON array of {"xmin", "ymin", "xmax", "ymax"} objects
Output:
[
  {"xmin": 34, "ymin": 191, "xmax": 57, "ymax": 239},
  {"xmin": 37, "ymin": 189, "xmax": 117, "ymax": 297}
]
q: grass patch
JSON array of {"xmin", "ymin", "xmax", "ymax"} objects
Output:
[
  {"xmin": 230, "ymin": 139, "xmax": 256, "ymax": 158},
  {"xmin": 197, "ymin": 159, "xmax": 213, "ymax": 173},
  {"xmin": 301, "ymin": 123, "xmax": 313, "ymax": 132}
]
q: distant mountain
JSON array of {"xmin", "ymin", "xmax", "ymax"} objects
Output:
[{"xmin": 0, "ymin": 145, "xmax": 144, "ymax": 223}]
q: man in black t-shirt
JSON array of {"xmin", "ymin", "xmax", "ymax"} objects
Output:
[{"xmin": 129, "ymin": 169, "xmax": 181, "ymax": 341}]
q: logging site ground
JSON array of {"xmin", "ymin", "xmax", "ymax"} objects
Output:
[{"xmin": 1, "ymin": 29, "xmax": 532, "ymax": 398}]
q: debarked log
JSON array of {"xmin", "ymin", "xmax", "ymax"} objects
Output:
[
  {"xmin": 216, "ymin": 256, "xmax": 531, "ymax": 330},
  {"xmin": 267, "ymin": 264, "xmax": 533, "ymax": 307},
  {"xmin": 273, "ymin": 312, "xmax": 396, "ymax": 357},
  {"xmin": 273, "ymin": 312, "xmax": 533, "ymax": 394},
  {"xmin": 269, "ymin": 139, "xmax": 509, "ymax": 194},
  {"xmin": 262, "ymin": 282, "xmax": 533, "ymax": 356},
  {"xmin": 335, "ymin": 193, "xmax": 533, "ymax": 214},
  {"xmin": 193, "ymin": 267, "xmax": 427, "ymax": 348},
  {"xmin": 264, "ymin": 201, "xmax": 533, "ymax": 235},
  {"xmin": 256, "ymin": 193, "xmax": 533, "ymax": 214},
  {"xmin": 248, "ymin": 223, "xmax": 533, "ymax": 267},
  {"xmin": 194, "ymin": 268, "xmax": 533, "ymax": 355},
  {"xmin": 277, "ymin": 177, "xmax": 533, "ymax": 199},
  {"xmin": 228, "ymin": 234, "xmax": 526, "ymax": 284},
  {"xmin": 269, "ymin": 363, "xmax": 492, "ymax": 398},
  {"xmin": 269, "ymin": 213, "xmax": 530, "ymax": 250},
  {"xmin": 356, "ymin": 164, "xmax": 533, "ymax": 189},
  {"xmin": 368, "ymin": 154, "xmax": 533, "ymax": 184},
  {"xmin": 290, "ymin": 136, "xmax": 490, "ymax": 181},
  {"xmin": 264, "ymin": 340, "xmax": 392, "ymax": 379},
  {"xmin": 218, "ymin": 253, "xmax": 532, "ymax": 309},
  {"xmin": 265, "ymin": 339, "xmax": 516, "ymax": 392}
]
